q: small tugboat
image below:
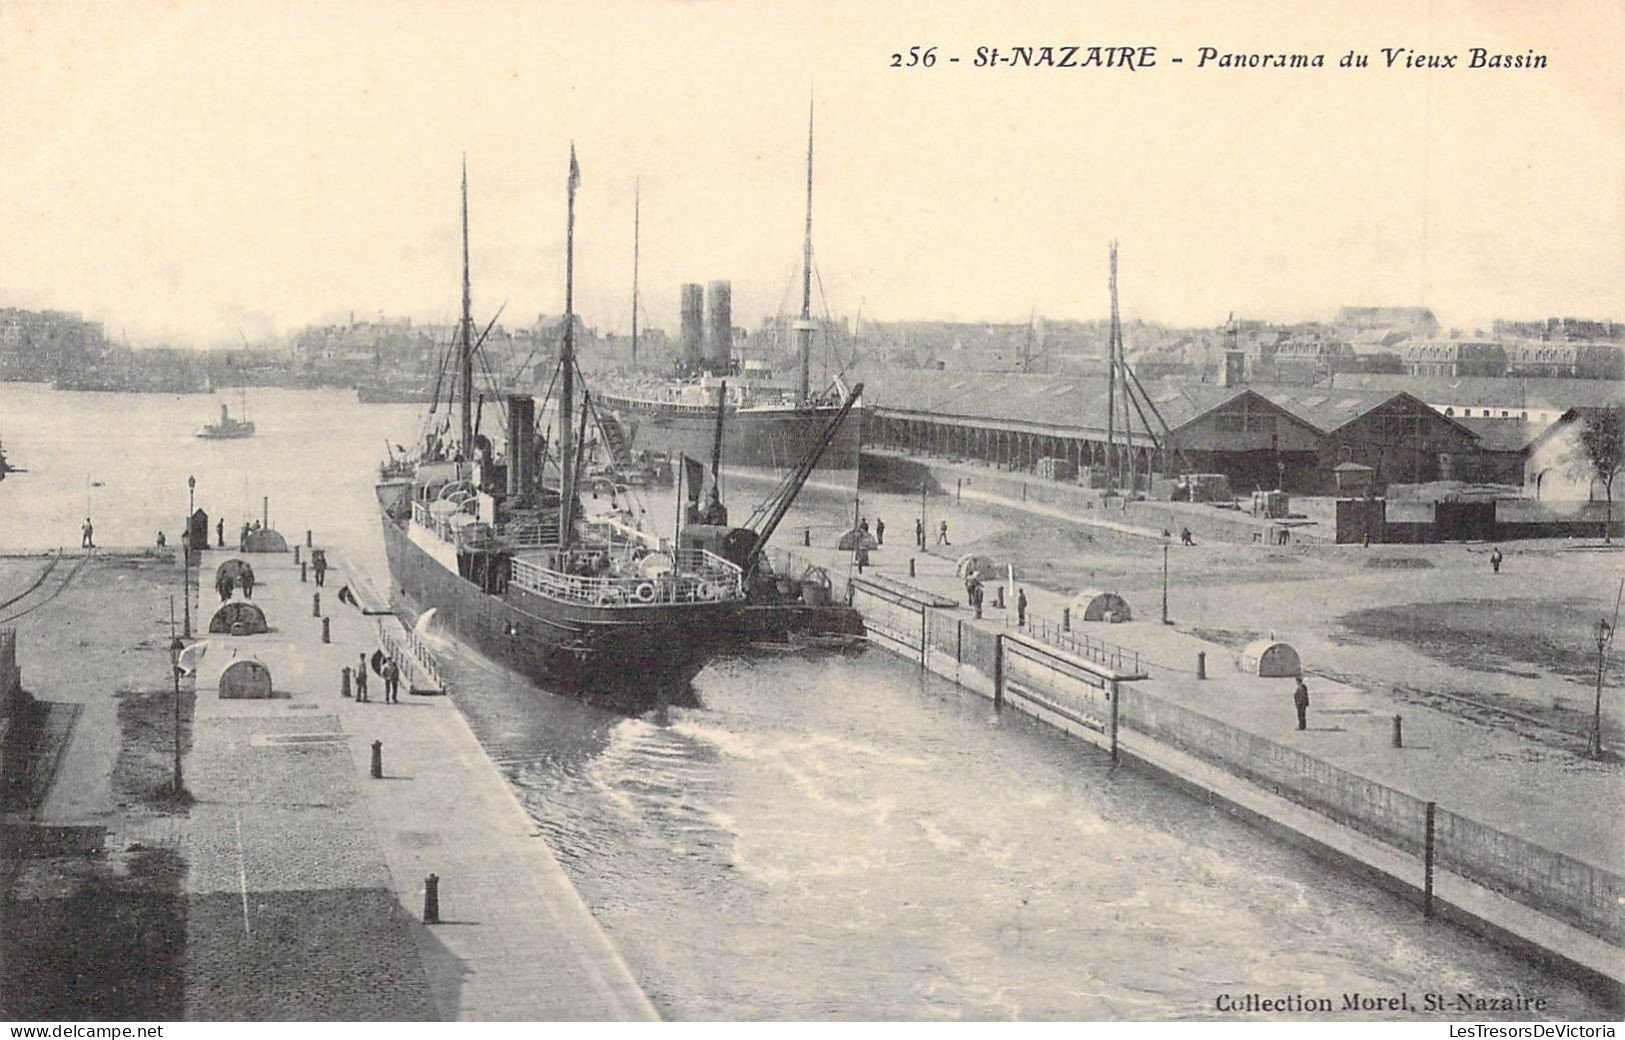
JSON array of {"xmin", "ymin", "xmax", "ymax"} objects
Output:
[
  {"xmin": 0, "ymin": 435, "xmax": 22, "ymax": 481},
  {"xmin": 196, "ymin": 400, "xmax": 256, "ymax": 439}
]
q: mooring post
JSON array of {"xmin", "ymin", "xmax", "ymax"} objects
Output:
[
  {"xmin": 908, "ymin": 557, "xmax": 916, "ymax": 578},
  {"xmin": 301, "ymin": 561, "xmax": 308, "ymax": 583},
  {"xmin": 803, "ymin": 528, "xmax": 810, "ymax": 547},
  {"xmin": 321, "ymin": 617, "xmax": 331, "ymax": 644},
  {"xmin": 341, "ymin": 665, "xmax": 352, "ymax": 698},
  {"xmin": 312, "ymin": 592, "xmax": 321, "ymax": 617},
  {"xmin": 1062, "ymin": 606, "xmax": 1071, "ymax": 632},
  {"xmin": 1392, "ymin": 714, "xmax": 1404, "ymax": 748},
  {"xmin": 423, "ymin": 873, "xmax": 440, "ymax": 924},
  {"xmin": 306, "ymin": 529, "xmax": 313, "ymax": 548},
  {"xmin": 1424, "ymin": 801, "xmax": 1437, "ymax": 918},
  {"xmin": 294, "ymin": 546, "xmax": 301, "ymax": 566},
  {"xmin": 1196, "ymin": 651, "xmax": 1207, "ymax": 680},
  {"xmin": 371, "ymin": 740, "xmax": 383, "ymax": 779}
]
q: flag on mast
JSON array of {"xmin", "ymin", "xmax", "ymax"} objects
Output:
[{"xmin": 568, "ymin": 143, "xmax": 581, "ymax": 193}]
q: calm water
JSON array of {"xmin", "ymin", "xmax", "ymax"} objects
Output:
[{"xmin": 0, "ymin": 384, "xmax": 1607, "ymax": 1020}]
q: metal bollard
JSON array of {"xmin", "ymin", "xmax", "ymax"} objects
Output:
[
  {"xmin": 341, "ymin": 666, "xmax": 352, "ymax": 698},
  {"xmin": 1196, "ymin": 651, "xmax": 1207, "ymax": 680},
  {"xmin": 312, "ymin": 592, "xmax": 321, "ymax": 617},
  {"xmin": 306, "ymin": 529, "xmax": 313, "ymax": 548},
  {"xmin": 908, "ymin": 558, "xmax": 916, "ymax": 578},
  {"xmin": 1062, "ymin": 607, "xmax": 1071, "ymax": 632},
  {"xmin": 371, "ymin": 740, "xmax": 383, "ymax": 779},
  {"xmin": 322, "ymin": 617, "xmax": 331, "ymax": 644},
  {"xmin": 301, "ymin": 561, "xmax": 308, "ymax": 583},
  {"xmin": 1392, "ymin": 714, "xmax": 1404, "ymax": 748},
  {"xmin": 423, "ymin": 873, "xmax": 440, "ymax": 924},
  {"xmin": 804, "ymin": 528, "xmax": 810, "ymax": 547},
  {"xmin": 294, "ymin": 546, "xmax": 301, "ymax": 565}
]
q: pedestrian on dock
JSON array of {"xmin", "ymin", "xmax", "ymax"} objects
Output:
[
  {"xmin": 875, "ymin": 518, "xmax": 885, "ymax": 545},
  {"xmin": 312, "ymin": 549, "xmax": 327, "ymax": 587},
  {"xmin": 355, "ymin": 653, "xmax": 370, "ymax": 702},
  {"xmin": 240, "ymin": 567, "xmax": 254, "ymax": 599},
  {"xmin": 859, "ymin": 517, "xmax": 870, "ymax": 538},
  {"xmin": 240, "ymin": 521, "xmax": 250, "ymax": 548},
  {"xmin": 217, "ymin": 573, "xmax": 234, "ymax": 602},
  {"xmin": 216, "ymin": 518, "xmax": 224, "ymax": 548},
  {"xmin": 937, "ymin": 520, "xmax": 950, "ymax": 546},
  {"xmin": 971, "ymin": 580, "xmax": 984, "ymax": 620},
  {"xmin": 156, "ymin": 531, "xmax": 166, "ymax": 548},
  {"xmin": 81, "ymin": 518, "xmax": 94, "ymax": 549},
  {"xmin": 1490, "ymin": 546, "xmax": 1503, "ymax": 574},
  {"xmin": 382, "ymin": 658, "xmax": 401, "ymax": 703},
  {"xmin": 1293, "ymin": 677, "xmax": 1309, "ymax": 731},
  {"xmin": 915, "ymin": 518, "xmax": 924, "ymax": 549},
  {"xmin": 1017, "ymin": 588, "xmax": 1027, "ymax": 628},
  {"xmin": 1180, "ymin": 527, "xmax": 1195, "ymax": 546}
]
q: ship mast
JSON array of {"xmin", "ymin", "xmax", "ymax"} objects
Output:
[
  {"xmin": 558, "ymin": 145, "xmax": 581, "ymax": 551},
  {"xmin": 631, "ymin": 179, "xmax": 640, "ymax": 370},
  {"xmin": 795, "ymin": 96, "xmax": 815, "ymax": 402},
  {"xmin": 459, "ymin": 156, "xmax": 475, "ymax": 461},
  {"xmin": 1106, "ymin": 240, "xmax": 1119, "ymax": 489}
]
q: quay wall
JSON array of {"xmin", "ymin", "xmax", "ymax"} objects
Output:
[{"xmin": 847, "ymin": 578, "xmax": 1625, "ymax": 980}]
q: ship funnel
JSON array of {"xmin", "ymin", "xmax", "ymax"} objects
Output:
[
  {"xmin": 680, "ymin": 283, "xmax": 705, "ymax": 371},
  {"xmin": 506, "ymin": 394, "xmax": 536, "ymax": 498},
  {"xmin": 706, "ymin": 280, "xmax": 732, "ymax": 371}
]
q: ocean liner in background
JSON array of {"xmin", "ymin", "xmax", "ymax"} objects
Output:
[
  {"xmin": 597, "ymin": 104, "xmax": 862, "ymax": 478},
  {"xmin": 376, "ymin": 153, "xmax": 862, "ymax": 705}
]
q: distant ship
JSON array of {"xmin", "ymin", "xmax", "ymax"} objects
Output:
[
  {"xmin": 356, "ymin": 378, "xmax": 438, "ymax": 404},
  {"xmin": 597, "ymin": 103, "xmax": 862, "ymax": 477},
  {"xmin": 196, "ymin": 401, "xmax": 256, "ymax": 439}
]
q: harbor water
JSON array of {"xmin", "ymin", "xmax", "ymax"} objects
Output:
[{"xmin": 0, "ymin": 385, "xmax": 1608, "ymax": 1020}]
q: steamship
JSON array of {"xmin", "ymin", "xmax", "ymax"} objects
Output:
[
  {"xmin": 597, "ymin": 106, "xmax": 862, "ymax": 478},
  {"xmin": 377, "ymin": 156, "xmax": 751, "ymax": 703}
]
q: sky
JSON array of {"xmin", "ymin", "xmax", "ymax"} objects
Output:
[{"xmin": 1, "ymin": 0, "xmax": 1621, "ymax": 347}]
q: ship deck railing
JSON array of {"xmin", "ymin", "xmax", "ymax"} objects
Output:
[{"xmin": 509, "ymin": 547, "xmax": 743, "ymax": 607}]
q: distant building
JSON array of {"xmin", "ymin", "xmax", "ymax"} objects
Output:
[
  {"xmin": 1399, "ymin": 338, "xmax": 1508, "ymax": 378},
  {"xmin": 1335, "ymin": 306, "xmax": 1440, "ymax": 338}
]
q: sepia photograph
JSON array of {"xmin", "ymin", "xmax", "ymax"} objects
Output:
[{"xmin": 0, "ymin": 0, "xmax": 1620, "ymax": 1028}]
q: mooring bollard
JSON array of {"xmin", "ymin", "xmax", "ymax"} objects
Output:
[
  {"xmin": 341, "ymin": 666, "xmax": 352, "ymax": 698},
  {"xmin": 804, "ymin": 528, "xmax": 811, "ymax": 547},
  {"xmin": 1392, "ymin": 714, "xmax": 1404, "ymax": 748},
  {"xmin": 424, "ymin": 873, "xmax": 440, "ymax": 924},
  {"xmin": 1196, "ymin": 651, "xmax": 1207, "ymax": 680},
  {"xmin": 371, "ymin": 740, "xmax": 383, "ymax": 779},
  {"xmin": 322, "ymin": 617, "xmax": 331, "ymax": 644},
  {"xmin": 1062, "ymin": 606, "xmax": 1071, "ymax": 632},
  {"xmin": 312, "ymin": 592, "xmax": 321, "ymax": 617},
  {"xmin": 301, "ymin": 561, "xmax": 308, "ymax": 583},
  {"xmin": 293, "ymin": 546, "xmax": 301, "ymax": 566},
  {"xmin": 306, "ymin": 529, "xmax": 313, "ymax": 548},
  {"xmin": 908, "ymin": 557, "xmax": 916, "ymax": 578}
]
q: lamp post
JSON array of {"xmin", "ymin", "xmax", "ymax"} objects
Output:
[
  {"xmin": 1589, "ymin": 618, "xmax": 1612, "ymax": 760},
  {"xmin": 168, "ymin": 598, "xmax": 184, "ymax": 799},
  {"xmin": 1161, "ymin": 542, "xmax": 1170, "ymax": 624},
  {"xmin": 183, "ymin": 475, "xmax": 195, "ymax": 638}
]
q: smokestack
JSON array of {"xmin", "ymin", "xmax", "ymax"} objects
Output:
[
  {"xmin": 680, "ymin": 284, "xmax": 705, "ymax": 371},
  {"xmin": 706, "ymin": 280, "xmax": 732, "ymax": 371},
  {"xmin": 506, "ymin": 395, "xmax": 535, "ymax": 498}
]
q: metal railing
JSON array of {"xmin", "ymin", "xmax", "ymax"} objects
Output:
[
  {"xmin": 510, "ymin": 547, "xmax": 743, "ymax": 606},
  {"xmin": 1006, "ymin": 611, "xmax": 1143, "ymax": 677},
  {"xmin": 376, "ymin": 620, "xmax": 444, "ymax": 692}
]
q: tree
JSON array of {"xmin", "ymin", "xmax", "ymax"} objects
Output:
[{"xmin": 1569, "ymin": 406, "xmax": 1625, "ymax": 543}]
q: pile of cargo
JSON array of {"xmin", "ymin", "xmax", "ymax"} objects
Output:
[{"xmin": 1035, "ymin": 456, "xmax": 1077, "ymax": 482}]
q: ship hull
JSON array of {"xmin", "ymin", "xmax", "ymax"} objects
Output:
[
  {"xmin": 601, "ymin": 396, "xmax": 861, "ymax": 472},
  {"xmin": 381, "ymin": 514, "xmax": 735, "ymax": 709}
]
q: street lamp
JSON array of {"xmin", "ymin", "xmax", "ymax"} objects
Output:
[
  {"xmin": 188, "ymin": 474, "xmax": 196, "ymax": 517},
  {"xmin": 1589, "ymin": 619, "xmax": 1612, "ymax": 760},
  {"xmin": 170, "ymin": 633, "xmax": 185, "ymax": 798},
  {"xmin": 183, "ymin": 476, "xmax": 196, "ymax": 638},
  {"xmin": 1161, "ymin": 541, "xmax": 1170, "ymax": 625}
]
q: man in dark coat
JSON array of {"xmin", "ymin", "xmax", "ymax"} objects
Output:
[
  {"xmin": 1293, "ymin": 677, "xmax": 1310, "ymax": 731},
  {"xmin": 1017, "ymin": 588, "xmax": 1028, "ymax": 627}
]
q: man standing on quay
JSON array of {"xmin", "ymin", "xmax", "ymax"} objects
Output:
[{"xmin": 1293, "ymin": 677, "xmax": 1310, "ymax": 731}]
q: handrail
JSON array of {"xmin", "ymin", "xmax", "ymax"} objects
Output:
[{"xmin": 509, "ymin": 547, "xmax": 743, "ymax": 606}]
